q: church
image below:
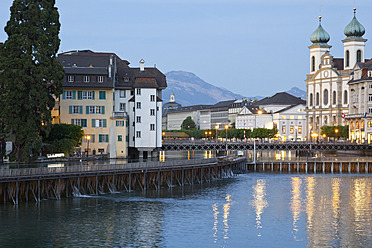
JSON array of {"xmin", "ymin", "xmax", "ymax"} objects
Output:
[{"xmin": 306, "ymin": 8, "xmax": 368, "ymax": 140}]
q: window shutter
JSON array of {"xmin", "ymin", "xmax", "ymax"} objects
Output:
[
  {"xmin": 126, "ymin": 135, "xmax": 129, "ymax": 142},
  {"xmin": 103, "ymin": 119, "xmax": 107, "ymax": 127},
  {"xmin": 72, "ymin": 91, "xmax": 76, "ymax": 99},
  {"xmin": 92, "ymin": 91, "xmax": 95, "ymax": 100},
  {"xmin": 113, "ymin": 92, "xmax": 115, "ymax": 100},
  {"xmin": 82, "ymin": 119, "xmax": 87, "ymax": 127},
  {"xmin": 69, "ymin": 106, "xmax": 72, "ymax": 114},
  {"xmin": 92, "ymin": 119, "xmax": 96, "ymax": 127},
  {"xmin": 126, "ymin": 121, "xmax": 128, "ymax": 127},
  {"xmin": 62, "ymin": 91, "xmax": 66, "ymax": 99},
  {"xmin": 102, "ymin": 106, "xmax": 105, "ymax": 114},
  {"xmin": 79, "ymin": 106, "xmax": 83, "ymax": 114},
  {"xmin": 86, "ymin": 106, "xmax": 90, "ymax": 114},
  {"xmin": 99, "ymin": 134, "xmax": 103, "ymax": 143},
  {"xmin": 71, "ymin": 119, "xmax": 74, "ymax": 124},
  {"xmin": 92, "ymin": 134, "xmax": 95, "ymax": 143},
  {"xmin": 105, "ymin": 135, "xmax": 109, "ymax": 142},
  {"xmin": 78, "ymin": 91, "xmax": 82, "ymax": 100}
]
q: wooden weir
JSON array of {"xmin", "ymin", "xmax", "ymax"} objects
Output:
[
  {"xmin": 249, "ymin": 160, "xmax": 372, "ymax": 174},
  {"xmin": 0, "ymin": 157, "xmax": 247, "ymax": 205}
]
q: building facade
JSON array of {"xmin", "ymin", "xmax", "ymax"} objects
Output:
[
  {"xmin": 306, "ymin": 9, "xmax": 368, "ymax": 139},
  {"xmin": 57, "ymin": 50, "xmax": 166, "ymax": 158}
]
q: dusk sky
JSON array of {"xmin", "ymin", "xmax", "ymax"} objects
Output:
[{"xmin": 1, "ymin": 0, "xmax": 371, "ymax": 97}]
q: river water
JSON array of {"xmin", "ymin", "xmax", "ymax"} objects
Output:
[{"xmin": 1, "ymin": 173, "xmax": 371, "ymax": 247}]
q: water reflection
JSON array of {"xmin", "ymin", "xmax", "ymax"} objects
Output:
[
  {"xmin": 251, "ymin": 179, "xmax": 268, "ymax": 236},
  {"xmin": 223, "ymin": 194, "xmax": 231, "ymax": 240},
  {"xmin": 290, "ymin": 177, "xmax": 302, "ymax": 238}
]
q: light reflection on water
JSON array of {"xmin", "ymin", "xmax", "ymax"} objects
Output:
[{"xmin": 0, "ymin": 174, "xmax": 371, "ymax": 247}]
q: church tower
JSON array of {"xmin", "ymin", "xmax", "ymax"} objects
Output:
[
  {"xmin": 343, "ymin": 8, "xmax": 367, "ymax": 69},
  {"xmin": 309, "ymin": 16, "xmax": 331, "ymax": 74}
]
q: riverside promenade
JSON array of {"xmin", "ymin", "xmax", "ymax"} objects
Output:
[{"xmin": 0, "ymin": 157, "xmax": 247, "ymax": 205}]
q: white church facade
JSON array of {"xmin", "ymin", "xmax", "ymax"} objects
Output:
[{"xmin": 306, "ymin": 8, "xmax": 368, "ymax": 140}]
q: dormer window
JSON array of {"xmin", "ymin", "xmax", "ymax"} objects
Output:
[
  {"xmin": 368, "ymin": 71, "xmax": 372, "ymax": 77},
  {"xmin": 98, "ymin": 76, "xmax": 104, "ymax": 83},
  {"xmin": 84, "ymin": 76, "xmax": 90, "ymax": 83},
  {"xmin": 123, "ymin": 77, "xmax": 130, "ymax": 82},
  {"xmin": 68, "ymin": 76, "xmax": 74, "ymax": 82}
]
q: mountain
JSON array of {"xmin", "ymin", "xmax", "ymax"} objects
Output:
[
  {"xmin": 163, "ymin": 71, "xmax": 245, "ymax": 106},
  {"xmin": 286, "ymin": 87, "xmax": 306, "ymax": 99}
]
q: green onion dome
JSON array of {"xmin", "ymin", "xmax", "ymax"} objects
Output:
[
  {"xmin": 344, "ymin": 8, "xmax": 365, "ymax": 39},
  {"xmin": 310, "ymin": 16, "xmax": 330, "ymax": 45}
]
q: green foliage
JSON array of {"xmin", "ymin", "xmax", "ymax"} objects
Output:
[
  {"xmin": 42, "ymin": 124, "xmax": 84, "ymax": 155},
  {"xmin": 320, "ymin": 125, "xmax": 349, "ymax": 139},
  {"xmin": 181, "ymin": 116, "xmax": 196, "ymax": 130},
  {"xmin": 0, "ymin": 0, "xmax": 64, "ymax": 162}
]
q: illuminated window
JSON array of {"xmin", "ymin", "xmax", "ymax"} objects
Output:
[
  {"xmin": 290, "ymin": 116, "xmax": 294, "ymax": 119},
  {"xmin": 282, "ymin": 116, "xmax": 285, "ymax": 119},
  {"xmin": 290, "ymin": 126, "xmax": 294, "ymax": 134},
  {"xmin": 282, "ymin": 125, "xmax": 286, "ymax": 134}
]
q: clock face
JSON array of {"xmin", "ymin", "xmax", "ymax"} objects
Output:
[{"xmin": 323, "ymin": 70, "xmax": 329, "ymax": 78}]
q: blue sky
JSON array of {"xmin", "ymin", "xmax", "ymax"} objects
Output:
[{"xmin": 1, "ymin": 0, "xmax": 372, "ymax": 97}]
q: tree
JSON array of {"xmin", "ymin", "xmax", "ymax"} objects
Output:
[
  {"xmin": 42, "ymin": 124, "xmax": 84, "ymax": 155},
  {"xmin": 181, "ymin": 116, "xmax": 196, "ymax": 130},
  {"xmin": 0, "ymin": 0, "xmax": 64, "ymax": 162},
  {"xmin": 321, "ymin": 125, "xmax": 349, "ymax": 140}
]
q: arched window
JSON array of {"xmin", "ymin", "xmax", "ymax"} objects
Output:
[
  {"xmin": 346, "ymin": 50, "xmax": 350, "ymax": 67},
  {"xmin": 357, "ymin": 50, "xmax": 362, "ymax": 63},
  {"xmin": 323, "ymin": 89, "xmax": 328, "ymax": 105},
  {"xmin": 344, "ymin": 90, "xmax": 348, "ymax": 104},
  {"xmin": 316, "ymin": 92, "xmax": 320, "ymax": 106},
  {"xmin": 310, "ymin": 93, "xmax": 313, "ymax": 106},
  {"xmin": 333, "ymin": 91, "xmax": 336, "ymax": 104},
  {"xmin": 311, "ymin": 56, "xmax": 315, "ymax": 72}
]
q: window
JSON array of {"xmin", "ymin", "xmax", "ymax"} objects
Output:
[
  {"xmin": 99, "ymin": 91, "xmax": 106, "ymax": 100},
  {"xmin": 150, "ymin": 109, "xmax": 155, "ymax": 116},
  {"xmin": 136, "ymin": 131, "xmax": 141, "ymax": 138},
  {"xmin": 72, "ymin": 106, "xmax": 80, "ymax": 114},
  {"xmin": 324, "ymin": 116, "xmax": 328, "ymax": 125},
  {"xmin": 98, "ymin": 148, "xmax": 104, "ymax": 153},
  {"xmin": 123, "ymin": 77, "xmax": 130, "ymax": 82},
  {"xmin": 136, "ymin": 102, "xmax": 141, "ymax": 109},
  {"xmin": 116, "ymin": 120, "xmax": 125, "ymax": 126},
  {"xmin": 71, "ymin": 119, "xmax": 87, "ymax": 127},
  {"xmin": 316, "ymin": 92, "xmax": 320, "ymax": 106},
  {"xmin": 282, "ymin": 125, "xmax": 286, "ymax": 134},
  {"xmin": 298, "ymin": 126, "xmax": 302, "ymax": 134},
  {"xmin": 344, "ymin": 90, "xmax": 348, "ymax": 104},
  {"xmin": 323, "ymin": 89, "xmax": 328, "ymax": 105},
  {"xmin": 346, "ymin": 50, "xmax": 350, "ymax": 67},
  {"xmin": 311, "ymin": 56, "xmax": 315, "ymax": 72},
  {"xmin": 333, "ymin": 91, "xmax": 336, "ymax": 105},
  {"xmin": 93, "ymin": 119, "xmax": 106, "ymax": 128},
  {"xmin": 68, "ymin": 76, "xmax": 74, "ymax": 82},
  {"xmin": 150, "ymin": 124, "xmax": 155, "ymax": 131},
  {"xmin": 98, "ymin": 76, "xmax": 104, "ymax": 83},
  {"xmin": 119, "ymin": 90, "xmax": 125, "ymax": 98},
  {"xmin": 118, "ymin": 135, "xmax": 123, "ymax": 142},
  {"xmin": 333, "ymin": 116, "xmax": 336, "ymax": 123},
  {"xmin": 82, "ymin": 91, "xmax": 93, "ymax": 100},
  {"xmin": 290, "ymin": 126, "xmax": 294, "ymax": 134},
  {"xmin": 282, "ymin": 116, "xmax": 285, "ymax": 119},
  {"xmin": 120, "ymin": 103, "xmax": 126, "ymax": 111},
  {"xmin": 66, "ymin": 90, "xmax": 73, "ymax": 99},
  {"xmin": 369, "ymin": 83, "xmax": 372, "ymax": 89},
  {"xmin": 84, "ymin": 76, "xmax": 90, "ymax": 83},
  {"xmin": 357, "ymin": 50, "xmax": 362, "ymax": 63},
  {"xmin": 369, "ymin": 94, "xmax": 372, "ymax": 102},
  {"xmin": 136, "ymin": 89, "xmax": 141, "ymax": 95},
  {"xmin": 369, "ymin": 107, "xmax": 372, "ymax": 114},
  {"xmin": 309, "ymin": 93, "xmax": 313, "ymax": 106},
  {"xmin": 88, "ymin": 106, "xmax": 104, "ymax": 114},
  {"xmin": 98, "ymin": 134, "xmax": 109, "ymax": 143},
  {"xmin": 136, "ymin": 116, "xmax": 141, "ymax": 123},
  {"xmin": 309, "ymin": 117, "xmax": 313, "ymax": 123},
  {"xmin": 150, "ymin": 95, "xmax": 155, "ymax": 102}
]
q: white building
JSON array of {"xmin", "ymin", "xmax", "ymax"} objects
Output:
[
  {"xmin": 346, "ymin": 61, "xmax": 372, "ymax": 143},
  {"xmin": 306, "ymin": 9, "xmax": 368, "ymax": 139}
]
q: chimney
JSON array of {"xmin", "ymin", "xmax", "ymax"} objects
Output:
[{"xmin": 140, "ymin": 59, "xmax": 145, "ymax": 72}]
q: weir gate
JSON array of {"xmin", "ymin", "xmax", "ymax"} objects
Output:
[{"xmin": 0, "ymin": 157, "xmax": 247, "ymax": 205}]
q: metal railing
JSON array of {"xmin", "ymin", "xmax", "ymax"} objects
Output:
[{"xmin": 0, "ymin": 158, "xmax": 218, "ymax": 178}]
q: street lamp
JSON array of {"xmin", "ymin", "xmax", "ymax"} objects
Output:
[
  {"xmin": 225, "ymin": 125, "xmax": 229, "ymax": 154},
  {"xmin": 86, "ymin": 135, "xmax": 91, "ymax": 157},
  {"xmin": 215, "ymin": 125, "xmax": 219, "ymax": 142}
]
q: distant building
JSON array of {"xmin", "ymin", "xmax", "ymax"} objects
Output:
[
  {"xmin": 346, "ymin": 60, "xmax": 372, "ymax": 143},
  {"xmin": 162, "ymin": 93, "xmax": 182, "ymax": 130},
  {"xmin": 57, "ymin": 50, "xmax": 166, "ymax": 158},
  {"xmin": 166, "ymin": 105, "xmax": 211, "ymax": 130},
  {"xmin": 210, "ymin": 100, "xmax": 236, "ymax": 129},
  {"xmin": 236, "ymin": 92, "xmax": 307, "ymax": 141}
]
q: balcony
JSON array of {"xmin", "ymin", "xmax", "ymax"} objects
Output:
[
  {"xmin": 345, "ymin": 113, "xmax": 369, "ymax": 119},
  {"xmin": 113, "ymin": 111, "xmax": 128, "ymax": 119}
]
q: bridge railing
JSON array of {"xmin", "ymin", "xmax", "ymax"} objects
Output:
[
  {"xmin": 253, "ymin": 156, "xmax": 372, "ymax": 163},
  {"xmin": 0, "ymin": 158, "xmax": 219, "ymax": 178}
]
